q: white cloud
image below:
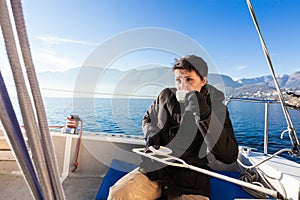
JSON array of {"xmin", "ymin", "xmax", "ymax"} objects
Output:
[
  {"xmin": 37, "ymin": 35, "xmax": 99, "ymax": 46},
  {"xmin": 35, "ymin": 50, "xmax": 78, "ymax": 71},
  {"xmin": 32, "ymin": 35, "xmax": 99, "ymax": 72},
  {"xmin": 236, "ymin": 65, "xmax": 248, "ymax": 70}
]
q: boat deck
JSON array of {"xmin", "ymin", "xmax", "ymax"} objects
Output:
[
  {"xmin": 0, "ymin": 174, "xmax": 103, "ymax": 200},
  {"xmin": 0, "ymin": 130, "xmax": 143, "ymax": 200},
  {"xmin": 1, "ymin": 131, "xmax": 300, "ymax": 199}
]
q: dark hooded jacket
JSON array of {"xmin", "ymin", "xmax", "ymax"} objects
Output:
[{"xmin": 140, "ymin": 84, "xmax": 238, "ymax": 197}]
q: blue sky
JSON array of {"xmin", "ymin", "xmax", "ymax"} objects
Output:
[{"xmin": 1, "ymin": 0, "xmax": 300, "ymax": 80}]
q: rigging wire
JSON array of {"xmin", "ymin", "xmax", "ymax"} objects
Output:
[
  {"xmin": 9, "ymin": 0, "xmax": 65, "ymax": 198},
  {"xmin": 0, "ymin": 0, "xmax": 54, "ymax": 199},
  {"xmin": 0, "ymin": 71, "xmax": 43, "ymax": 199},
  {"xmin": 1, "ymin": 0, "xmax": 66, "ymax": 199},
  {"xmin": 246, "ymin": 0, "xmax": 299, "ymax": 152}
]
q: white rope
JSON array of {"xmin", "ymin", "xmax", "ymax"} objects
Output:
[
  {"xmin": 257, "ymin": 168, "xmax": 287, "ymax": 199},
  {"xmin": 237, "ymin": 148, "xmax": 292, "ymax": 169},
  {"xmin": 133, "ymin": 147, "xmax": 281, "ymax": 198}
]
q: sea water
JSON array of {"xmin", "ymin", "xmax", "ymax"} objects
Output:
[{"xmin": 11, "ymin": 97, "xmax": 300, "ymax": 162}]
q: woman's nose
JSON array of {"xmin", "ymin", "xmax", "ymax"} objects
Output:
[{"xmin": 178, "ymin": 80, "xmax": 188, "ymax": 90}]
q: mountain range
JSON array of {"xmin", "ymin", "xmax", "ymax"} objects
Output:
[{"xmin": 31, "ymin": 66, "xmax": 300, "ymax": 97}]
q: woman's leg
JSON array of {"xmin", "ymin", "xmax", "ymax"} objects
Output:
[{"xmin": 108, "ymin": 168, "xmax": 161, "ymax": 200}]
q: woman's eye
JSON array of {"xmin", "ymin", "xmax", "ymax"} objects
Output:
[{"xmin": 186, "ymin": 78, "xmax": 191, "ymax": 82}]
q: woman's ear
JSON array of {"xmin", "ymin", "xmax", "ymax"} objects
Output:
[{"xmin": 202, "ymin": 77, "xmax": 207, "ymax": 85}]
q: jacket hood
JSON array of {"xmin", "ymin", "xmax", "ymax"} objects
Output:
[{"xmin": 203, "ymin": 84, "xmax": 225, "ymax": 103}]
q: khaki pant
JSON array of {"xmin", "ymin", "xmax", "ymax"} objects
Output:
[{"xmin": 108, "ymin": 168, "xmax": 209, "ymax": 200}]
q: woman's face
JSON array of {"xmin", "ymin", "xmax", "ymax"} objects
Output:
[{"xmin": 174, "ymin": 69, "xmax": 206, "ymax": 92}]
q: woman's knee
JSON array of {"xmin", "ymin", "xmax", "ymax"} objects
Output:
[
  {"xmin": 108, "ymin": 184, "xmax": 133, "ymax": 200},
  {"xmin": 107, "ymin": 168, "xmax": 161, "ymax": 200}
]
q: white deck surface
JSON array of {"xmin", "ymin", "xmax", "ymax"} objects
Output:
[{"xmin": 0, "ymin": 174, "xmax": 103, "ymax": 200}]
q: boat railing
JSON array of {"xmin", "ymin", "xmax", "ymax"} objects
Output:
[{"xmin": 225, "ymin": 97, "xmax": 285, "ymax": 155}]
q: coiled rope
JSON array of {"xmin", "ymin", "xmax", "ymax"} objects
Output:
[
  {"xmin": 239, "ymin": 169, "xmax": 269, "ymax": 199},
  {"xmin": 237, "ymin": 148, "xmax": 291, "ymax": 199}
]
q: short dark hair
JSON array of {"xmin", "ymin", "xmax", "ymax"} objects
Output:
[{"xmin": 172, "ymin": 55, "xmax": 208, "ymax": 79}]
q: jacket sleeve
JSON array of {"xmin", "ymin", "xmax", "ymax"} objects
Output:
[
  {"xmin": 142, "ymin": 88, "xmax": 171, "ymax": 146},
  {"xmin": 196, "ymin": 103, "xmax": 238, "ymax": 164}
]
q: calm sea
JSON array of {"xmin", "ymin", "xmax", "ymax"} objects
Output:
[{"xmin": 12, "ymin": 97, "xmax": 300, "ymax": 162}]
